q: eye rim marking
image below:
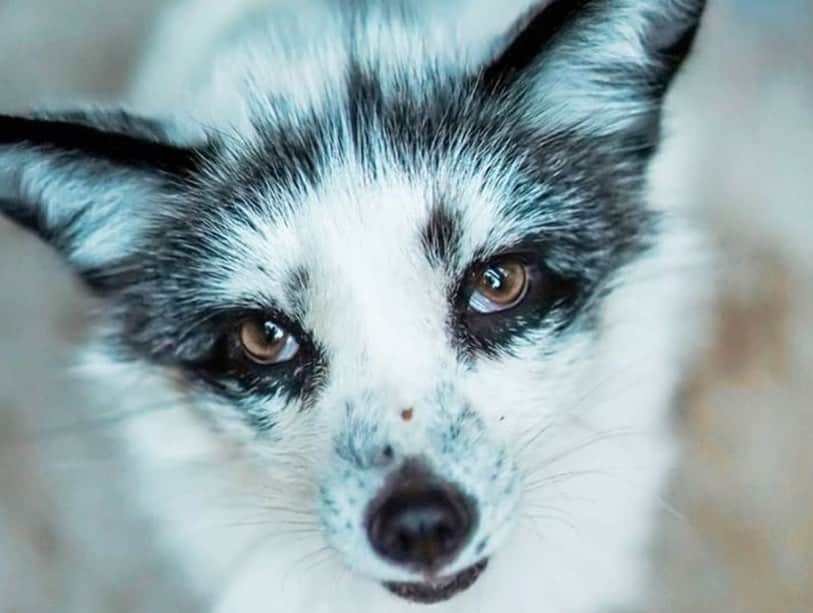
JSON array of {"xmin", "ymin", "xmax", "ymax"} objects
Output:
[
  {"xmin": 452, "ymin": 247, "xmax": 586, "ymax": 357},
  {"xmin": 179, "ymin": 303, "xmax": 330, "ymax": 404}
]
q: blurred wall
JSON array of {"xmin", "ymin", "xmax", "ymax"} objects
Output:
[
  {"xmin": 0, "ymin": 3, "xmax": 203, "ymax": 612},
  {"xmin": 652, "ymin": 2, "xmax": 813, "ymax": 611}
]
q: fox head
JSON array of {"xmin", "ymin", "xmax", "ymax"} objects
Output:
[{"xmin": 0, "ymin": 1, "xmax": 706, "ymax": 610}]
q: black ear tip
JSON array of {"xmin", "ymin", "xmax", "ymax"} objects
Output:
[
  {"xmin": 481, "ymin": 0, "xmax": 582, "ymax": 88},
  {"xmin": 644, "ymin": 0, "xmax": 708, "ymax": 94},
  {"xmin": 0, "ymin": 198, "xmax": 38, "ymax": 237},
  {"xmin": 652, "ymin": 0, "xmax": 708, "ymax": 61}
]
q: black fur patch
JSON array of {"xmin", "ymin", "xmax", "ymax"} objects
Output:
[{"xmin": 482, "ymin": 0, "xmax": 592, "ymax": 90}]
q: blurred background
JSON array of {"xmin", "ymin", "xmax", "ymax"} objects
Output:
[{"xmin": 0, "ymin": 0, "xmax": 810, "ymax": 611}]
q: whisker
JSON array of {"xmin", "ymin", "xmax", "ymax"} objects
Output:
[
  {"xmin": 522, "ymin": 510, "xmax": 577, "ymax": 532},
  {"xmin": 298, "ymin": 547, "xmax": 336, "ymax": 578},
  {"xmin": 523, "ymin": 468, "xmax": 607, "ymax": 492},
  {"xmin": 282, "ymin": 545, "xmax": 335, "ymax": 589},
  {"xmin": 221, "ymin": 519, "xmax": 318, "ymax": 529},
  {"xmin": 523, "ymin": 429, "xmax": 636, "ymax": 476}
]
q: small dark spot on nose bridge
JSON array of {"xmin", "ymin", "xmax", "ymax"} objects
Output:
[{"xmin": 401, "ymin": 407, "xmax": 414, "ymax": 422}]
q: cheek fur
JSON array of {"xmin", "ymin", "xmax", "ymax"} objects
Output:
[{"xmin": 461, "ymin": 331, "xmax": 596, "ymax": 447}]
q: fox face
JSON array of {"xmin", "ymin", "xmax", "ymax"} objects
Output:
[{"xmin": 0, "ymin": 1, "xmax": 707, "ymax": 611}]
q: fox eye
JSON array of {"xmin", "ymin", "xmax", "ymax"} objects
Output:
[
  {"xmin": 467, "ymin": 256, "xmax": 530, "ymax": 314},
  {"xmin": 238, "ymin": 318, "xmax": 300, "ymax": 365}
]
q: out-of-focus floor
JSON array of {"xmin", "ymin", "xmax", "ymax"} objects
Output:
[{"xmin": 0, "ymin": 1, "xmax": 810, "ymax": 612}]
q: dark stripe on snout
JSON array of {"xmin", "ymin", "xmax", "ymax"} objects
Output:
[{"xmin": 421, "ymin": 202, "xmax": 462, "ymax": 270}]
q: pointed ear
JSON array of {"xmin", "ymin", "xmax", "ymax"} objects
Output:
[
  {"xmin": 0, "ymin": 110, "xmax": 207, "ymax": 285},
  {"xmin": 481, "ymin": 0, "xmax": 706, "ymax": 135}
]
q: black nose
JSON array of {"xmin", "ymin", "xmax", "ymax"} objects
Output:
[{"xmin": 366, "ymin": 464, "xmax": 475, "ymax": 570}]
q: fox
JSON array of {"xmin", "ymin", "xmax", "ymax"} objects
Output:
[{"xmin": 0, "ymin": 1, "xmax": 709, "ymax": 611}]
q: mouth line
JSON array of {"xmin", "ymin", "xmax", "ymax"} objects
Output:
[{"xmin": 383, "ymin": 559, "xmax": 489, "ymax": 604}]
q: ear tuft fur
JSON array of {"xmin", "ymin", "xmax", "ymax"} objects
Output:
[{"xmin": 480, "ymin": 0, "xmax": 707, "ymax": 135}]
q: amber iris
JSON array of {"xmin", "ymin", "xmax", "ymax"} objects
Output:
[
  {"xmin": 468, "ymin": 257, "xmax": 529, "ymax": 314},
  {"xmin": 239, "ymin": 319, "xmax": 299, "ymax": 365}
]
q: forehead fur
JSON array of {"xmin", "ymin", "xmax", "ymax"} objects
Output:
[
  {"xmin": 186, "ymin": 0, "xmax": 700, "ymax": 139},
  {"xmin": 204, "ymin": 0, "xmax": 499, "ymax": 133},
  {"xmin": 111, "ymin": 100, "xmax": 649, "ymax": 382},
  {"xmin": 169, "ymin": 76, "xmax": 650, "ymax": 303},
  {"xmin": 94, "ymin": 0, "xmax": 686, "ymax": 371}
]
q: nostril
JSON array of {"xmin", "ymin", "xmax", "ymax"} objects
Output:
[
  {"xmin": 371, "ymin": 444, "xmax": 395, "ymax": 468},
  {"xmin": 366, "ymin": 473, "xmax": 475, "ymax": 571}
]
